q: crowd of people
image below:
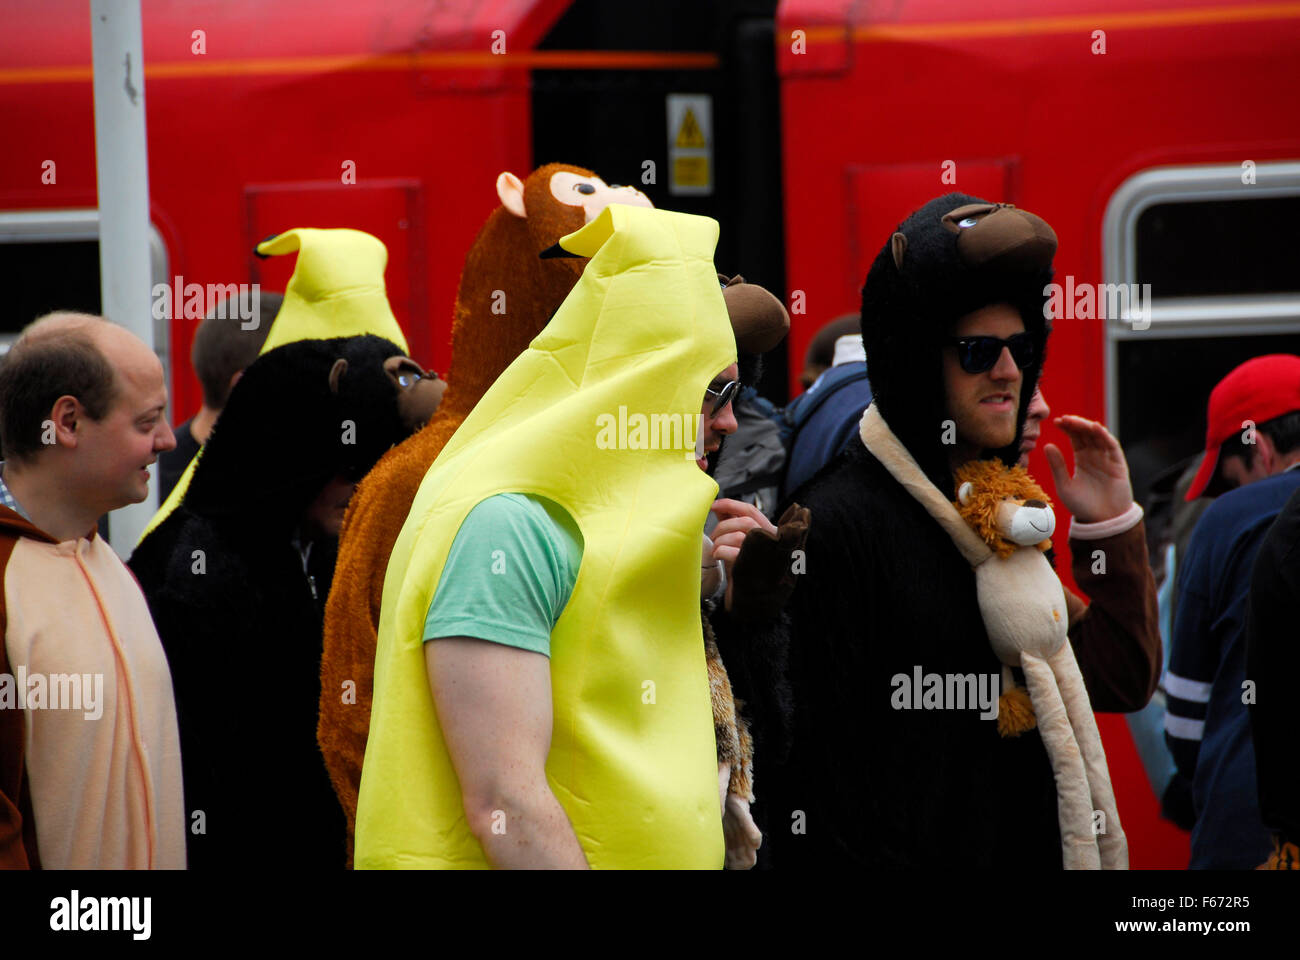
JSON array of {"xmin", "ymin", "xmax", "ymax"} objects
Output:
[{"xmin": 0, "ymin": 179, "xmax": 1295, "ymax": 870}]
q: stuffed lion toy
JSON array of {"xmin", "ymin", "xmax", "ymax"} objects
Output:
[{"xmin": 952, "ymin": 459, "xmax": 1127, "ymax": 869}]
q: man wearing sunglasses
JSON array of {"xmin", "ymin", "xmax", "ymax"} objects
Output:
[
  {"xmin": 941, "ymin": 317, "xmax": 1037, "ymax": 467},
  {"xmin": 756, "ymin": 193, "xmax": 1156, "ymax": 870},
  {"xmin": 699, "ymin": 372, "xmax": 741, "ymax": 469}
]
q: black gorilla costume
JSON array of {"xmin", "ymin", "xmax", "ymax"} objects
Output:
[
  {"xmin": 713, "ymin": 193, "xmax": 1068, "ymax": 868},
  {"xmin": 129, "ymin": 335, "xmax": 411, "ymax": 870}
]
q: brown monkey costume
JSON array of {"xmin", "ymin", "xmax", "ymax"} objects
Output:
[{"xmin": 319, "ymin": 165, "xmax": 644, "ymax": 859}]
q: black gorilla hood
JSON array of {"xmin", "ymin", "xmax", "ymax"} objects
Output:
[
  {"xmin": 859, "ymin": 192, "xmax": 1056, "ymax": 498},
  {"xmin": 184, "ymin": 334, "xmax": 409, "ymax": 532}
]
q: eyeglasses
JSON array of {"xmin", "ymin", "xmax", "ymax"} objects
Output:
[
  {"xmin": 704, "ymin": 379, "xmax": 740, "ymax": 417},
  {"xmin": 947, "ymin": 334, "xmax": 1036, "ymax": 375}
]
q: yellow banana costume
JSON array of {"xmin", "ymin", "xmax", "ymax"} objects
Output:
[
  {"xmin": 141, "ymin": 228, "xmax": 410, "ymax": 541},
  {"xmin": 354, "ymin": 205, "xmax": 734, "ymax": 869}
]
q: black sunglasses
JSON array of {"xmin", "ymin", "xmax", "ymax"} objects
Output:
[
  {"xmin": 704, "ymin": 379, "xmax": 740, "ymax": 417},
  {"xmin": 948, "ymin": 334, "xmax": 1036, "ymax": 374}
]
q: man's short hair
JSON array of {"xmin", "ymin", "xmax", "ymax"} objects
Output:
[
  {"xmin": 805, "ymin": 314, "xmax": 861, "ymax": 369},
  {"xmin": 1218, "ymin": 408, "xmax": 1300, "ymax": 473},
  {"xmin": 192, "ymin": 292, "xmax": 281, "ymax": 409},
  {"xmin": 0, "ymin": 313, "xmax": 118, "ymax": 462}
]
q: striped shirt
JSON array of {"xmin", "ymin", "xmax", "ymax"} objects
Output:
[
  {"xmin": 0, "ymin": 463, "xmax": 30, "ymax": 521},
  {"xmin": 1166, "ymin": 466, "xmax": 1300, "ymax": 868}
]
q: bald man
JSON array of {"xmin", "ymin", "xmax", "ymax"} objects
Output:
[{"xmin": 0, "ymin": 312, "xmax": 186, "ymax": 868}]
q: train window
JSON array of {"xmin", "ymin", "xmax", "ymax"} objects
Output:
[
  {"xmin": 1135, "ymin": 196, "xmax": 1300, "ymax": 298},
  {"xmin": 0, "ymin": 210, "xmax": 169, "ymax": 360},
  {"xmin": 0, "ymin": 240, "xmax": 102, "ymax": 345},
  {"xmin": 1115, "ymin": 331, "xmax": 1300, "ymax": 505},
  {"xmin": 1103, "ymin": 163, "xmax": 1300, "ymax": 504}
]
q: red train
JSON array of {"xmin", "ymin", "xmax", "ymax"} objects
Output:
[{"xmin": 4, "ymin": 0, "xmax": 1299, "ymax": 868}]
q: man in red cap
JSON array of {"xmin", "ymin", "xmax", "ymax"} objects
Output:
[
  {"xmin": 1183, "ymin": 355, "xmax": 1300, "ymax": 501},
  {"xmin": 1165, "ymin": 353, "xmax": 1300, "ymax": 868}
]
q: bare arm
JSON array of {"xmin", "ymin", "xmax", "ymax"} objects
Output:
[{"xmin": 426, "ymin": 637, "xmax": 590, "ymax": 869}]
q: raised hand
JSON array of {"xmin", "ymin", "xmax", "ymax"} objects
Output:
[{"xmin": 1043, "ymin": 415, "xmax": 1134, "ymax": 523}]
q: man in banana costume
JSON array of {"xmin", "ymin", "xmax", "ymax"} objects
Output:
[{"xmin": 355, "ymin": 205, "xmax": 735, "ymax": 868}]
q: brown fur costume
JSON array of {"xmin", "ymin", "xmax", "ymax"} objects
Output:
[{"xmin": 704, "ymin": 614, "xmax": 755, "ymax": 801}]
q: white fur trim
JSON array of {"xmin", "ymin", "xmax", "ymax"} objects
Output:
[
  {"xmin": 858, "ymin": 404, "xmax": 992, "ymax": 567},
  {"xmin": 1068, "ymin": 502, "xmax": 1143, "ymax": 541}
]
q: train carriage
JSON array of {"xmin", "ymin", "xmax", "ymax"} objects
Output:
[{"xmin": 3, "ymin": 0, "xmax": 1299, "ymax": 868}]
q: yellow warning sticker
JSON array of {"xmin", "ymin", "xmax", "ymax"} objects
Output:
[
  {"xmin": 673, "ymin": 155, "xmax": 710, "ymax": 187},
  {"xmin": 675, "ymin": 108, "xmax": 707, "ymax": 148},
  {"xmin": 667, "ymin": 94, "xmax": 713, "ymax": 196}
]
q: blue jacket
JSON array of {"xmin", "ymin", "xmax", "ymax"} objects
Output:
[
  {"xmin": 781, "ymin": 361, "xmax": 872, "ymax": 500},
  {"xmin": 1166, "ymin": 466, "xmax": 1300, "ymax": 868}
]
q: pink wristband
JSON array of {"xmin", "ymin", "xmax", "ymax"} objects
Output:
[{"xmin": 1069, "ymin": 502, "xmax": 1143, "ymax": 541}]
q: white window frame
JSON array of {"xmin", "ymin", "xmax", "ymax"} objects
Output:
[
  {"xmin": 1102, "ymin": 162, "xmax": 1300, "ymax": 435},
  {"xmin": 0, "ymin": 207, "xmax": 170, "ymax": 359}
]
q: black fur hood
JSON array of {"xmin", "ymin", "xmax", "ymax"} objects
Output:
[
  {"xmin": 184, "ymin": 335, "xmax": 408, "ymax": 533},
  {"xmin": 859, "ymin": 192, "xmax": 1054, "ymax": 499}
]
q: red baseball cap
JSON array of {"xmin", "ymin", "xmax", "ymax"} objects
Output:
[{"xmin": 1185, "ymin": 354, "xmax": 1300, "ymax": 501}]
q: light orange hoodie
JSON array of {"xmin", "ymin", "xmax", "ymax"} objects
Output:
[{"xmin": 0, "ymin": 504, "xmax": 185, "ymax": 869}]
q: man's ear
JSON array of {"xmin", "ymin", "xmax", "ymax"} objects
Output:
[
  {"xmin": 1254, "ymin": 430, "xmax": 1278, "ymax": 473},
  {"xmin": 49, "ymin": 395, "xmax": 81, "ymax": 448},
  {"xmin": 226, "ymin": 361, "xmax": 245, "ymax": 400},
  {"xmin": 957, "ymin": 481, "xmax": 973, "ymax": 505},
  {"xmin": 328, "ymin": 358, "xmax": 348, "ymax": 395},
  {"xmin": 496, "ymin": 172, "xmax": 527, "ymax": 219}
]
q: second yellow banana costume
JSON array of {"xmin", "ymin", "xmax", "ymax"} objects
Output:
[{"xmin": 141, "ymin": 228, "xmax": 410, "ymax": 541}]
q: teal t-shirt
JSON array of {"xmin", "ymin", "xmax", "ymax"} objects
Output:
[{"xmin": 423, "ymin": 493, "xmax": 584, "ymax": 657}]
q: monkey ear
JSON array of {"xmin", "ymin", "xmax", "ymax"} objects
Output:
[
  {"xmin": 328, "ymin": 358, "xmax": 348, "ymax": 395},
  {"xmin": 891, "ymin": 232, "xmax": 907, "ymax": 271},
  {"xmin": 496, "ymin": 172, "xmax": 527, "ymax": 219},
  {"xmin": 957, "ymin": 481, "xmax": 973, "ymax": 506}
]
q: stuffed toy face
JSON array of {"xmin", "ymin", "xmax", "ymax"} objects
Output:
[
  {"xmin": 449, "ymin": 163, "xmax": 653, "ymax": 356},
  {"xmin": 953, "ymin": 457, "xmax": 1068, "ymax": 665},
  {"xmin": 381, "ymin": 354, "xmax": 445, "ymax": 431},
  {"xmin": 954, "ymin": 460, "xmax": 1055, "ymax": 558}
]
